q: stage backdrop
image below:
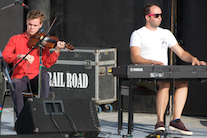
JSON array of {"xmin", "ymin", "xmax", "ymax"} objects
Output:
[
  {"xmin": 176, "ymin": 0, "xmax": 207, "ymax": 116},
  {"xmin": 50, "ymin": 0, "xmax": 171, "ymax": 66},
  {"xmin": 0, "ymin": 1, "xmax": 24, "ymax": 51},
  {"xmin": 0, "ymin": 0, "xmax": 25, "ymax": 108}
]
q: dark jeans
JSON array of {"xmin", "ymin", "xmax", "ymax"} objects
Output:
[{"xmin": 10, "ymin": 71, "xmax": 49, "ymax": 118}]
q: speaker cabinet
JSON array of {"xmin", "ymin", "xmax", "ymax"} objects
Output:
[{"xmin": 15, "ymin": 98, "xmax": 100, "ymax": 138}]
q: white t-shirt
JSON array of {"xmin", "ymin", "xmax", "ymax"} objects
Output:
[{"xmin": 130, "ymin": 26, "xmax": 178, "ymax": 65}]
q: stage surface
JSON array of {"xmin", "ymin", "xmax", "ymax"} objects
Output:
[{"xmin": 1, "ymin": 108, "xmax": 207, "ymax": 138}]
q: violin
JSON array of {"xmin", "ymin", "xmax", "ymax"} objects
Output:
[{"xmin": 28, "ymin": 31, "xmax": 74, "ymax": 51}]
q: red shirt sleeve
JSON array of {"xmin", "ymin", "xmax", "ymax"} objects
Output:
[
  {"xmin": 2, "ymin": 35, "xmax": 19, "ymax": 63},
  {"xmin": 42, "ymin": 47, "xmax": 60, "ymax": 68}
]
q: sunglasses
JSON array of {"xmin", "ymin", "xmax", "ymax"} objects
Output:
[{"xmin": 148, "ymin": 13, "xmax": 162, "ymax": 18}]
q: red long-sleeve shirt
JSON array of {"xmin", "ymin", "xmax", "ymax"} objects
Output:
[{"xmin": 2, "ymin": 32, "xmax": 60, "ymax": 79}]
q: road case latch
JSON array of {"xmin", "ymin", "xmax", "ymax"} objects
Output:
[{"xmin": 85, "ymin": 60, "xmax": 92, "ymax": 69}]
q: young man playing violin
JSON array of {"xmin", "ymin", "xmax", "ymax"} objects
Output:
[{"xmin": 2, "ymin": 10, "xmax": 67, "ymax": 118}]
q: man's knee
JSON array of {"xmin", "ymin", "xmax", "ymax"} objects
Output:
[
  {"xmin": 11, "ymin": 78, "xmax": 27, "ymax": 93},
  {"xmin": 175, "ymin": 81, "xmax": 188, "ymax": 88},
  {"xmin": 157, "ymin": 81, "xmax": 171, "ymax": 89}
]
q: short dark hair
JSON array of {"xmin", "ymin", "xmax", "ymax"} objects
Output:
[{"xmin": 143, "ymin": 4, "xmax": 161, "ymax": 18}]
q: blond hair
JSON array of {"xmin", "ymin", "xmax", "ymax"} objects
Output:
[{"xmin": 27, "ymin": 10, "xmax": 45, "ymax": 23}]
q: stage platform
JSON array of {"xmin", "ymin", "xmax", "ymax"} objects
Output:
[{"xmin": 1, "ymin": 108, "xmax": 207, "ymax": 138}]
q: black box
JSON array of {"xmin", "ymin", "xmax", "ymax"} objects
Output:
[{"xmin": 44, "ymin": 47, "xmax": 117, "ymax": 106}]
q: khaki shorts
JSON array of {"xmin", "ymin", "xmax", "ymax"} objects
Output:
[
  {"xmin": 137, "ymin": 81, "xmax": 179, "ymax": 92},
  {"xmin": 137, "ymin": 81, "xmax": 158, "ymax": 91}
]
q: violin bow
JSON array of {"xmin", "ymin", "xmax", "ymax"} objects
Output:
[{"xmin": 46, "ymin": 17, "xmax": 57, "ymax": 35}]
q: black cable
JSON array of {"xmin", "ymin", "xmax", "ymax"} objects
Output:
[
  {"xmin": 26, "ymin": 75, "xmax": 33, "ymax": 94},
  {"xmin": 167, "ymin": 76, "xmax": 176, "ymax": 137},
  {"xmin": 50, "ymin": 112, "xmax": 62, "ymax": 134},
  {"xmin": 61, "ymin": 111, "xmax": 79, "ymax": 137},
  {"xmin": 49, "ymin": 111, "xmax": 80, "ymax": 137}
]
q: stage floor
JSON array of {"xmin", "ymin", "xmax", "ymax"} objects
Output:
[{"xmin": 1, "ymin": 108, "xmax": 207, "ymax": 138}]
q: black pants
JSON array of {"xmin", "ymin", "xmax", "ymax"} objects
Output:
[{"xmin": 10, "ymin": 71, "xmax": 49, "ymax": 118}]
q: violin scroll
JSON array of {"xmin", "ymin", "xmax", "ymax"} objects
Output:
[{"xmin": 65, "ymin": 43, "xmax": 74, "ymax": 51}]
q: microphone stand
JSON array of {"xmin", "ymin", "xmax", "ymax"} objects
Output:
[
  {"xmin": 0, "ymin": 1, "xmax": 18, "ymax": 11},
  {"xmin": 0, "ymin": 50, "xmax": 14, "ymax": 135},
  {"xmin": 37, "ymin": 45, "xmax": 43, "ymax": 98},
  {"xmin": 0, "ymin": 50, "xmax": 14, "ymax": 92},
  {"xmin": 0, "ymin": 0, "xmax": 28, "ymax": 11}
]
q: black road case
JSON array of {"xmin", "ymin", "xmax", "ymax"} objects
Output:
[{"xmin": 44, "ymin": 47, "xmax": 117, "ymax": 111}]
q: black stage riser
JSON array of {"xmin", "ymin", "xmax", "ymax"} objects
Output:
[{"xmin": 15, "ymin": 98, "xmax": 100, "ymax": 138}]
